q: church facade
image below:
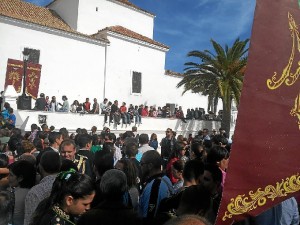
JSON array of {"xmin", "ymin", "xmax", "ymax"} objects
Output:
[{"xmin": 0, "ymin": 0, "xmax": 208, "ymax": 110}]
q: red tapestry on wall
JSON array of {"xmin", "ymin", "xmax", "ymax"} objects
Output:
[
  {"xmin": 4, "ymin": 59, "xmax": 23, "ymax": 93},
  {"xmin": 215, "ymin": 0, "xmax": 300, "ymax": 224},
  {"xmin": 25, "ymin": 63, "xmax": 42, "ymax": 99}
]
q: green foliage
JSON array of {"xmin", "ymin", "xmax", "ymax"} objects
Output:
[
  {"xmin": 177, "ymin": 38, "xmax": 248, "ymax": 110},
  {"xmin": 177, "ymin": 38, "xmax": 249, "ymax": 133}
]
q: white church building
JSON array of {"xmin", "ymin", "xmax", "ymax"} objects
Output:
[{"xmin": 0, "ymin": 0, "xmax": 209, "ymax": 110}]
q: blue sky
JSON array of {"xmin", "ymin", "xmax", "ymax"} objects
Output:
[{"xmin": 25, "ymin": 0, "xmax": 256, "ymax": 73}]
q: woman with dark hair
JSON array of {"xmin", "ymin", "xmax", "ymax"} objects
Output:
[
  {"xmin": 149, "ymin": 133, "xmax": 158, "ymax": 150},
  {"xmin": 115, "ymin": 159, "xmax": 139, "ymax": 210},
  {"xmin": 206, "ymin": 145, "xmax": 229, "ymax": 188},
  {"xmin": 166, "ymin": 143, "xmax": 185, "ymax": 184},
  {"xmin": 8, "ymin": 160, "xmax": 36, "ymax": 225},
  {"xmin": 30, "ymin": 169, "xmax": 95, "ymax": 225},
  {"xmin": 190, "ymin": 142, "xmax": 205, "ymax": 161}
]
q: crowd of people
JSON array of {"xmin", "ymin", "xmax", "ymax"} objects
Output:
[
  {"xmin": 0, "ymin": 122, "xmax": 297, "ymax": 225},
  {"xmin": 32, "ymin": 94, "xmax": 221, "ymax": 125}
]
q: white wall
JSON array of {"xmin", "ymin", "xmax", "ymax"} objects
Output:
[
  {"xmin": 77, "ymin": 0, "xmax": 154, "ymax": 38},
  {"xmin": 103, "ymin": 35, "xmax": 212, "ymax": 113},
  {"xmin": 0, "ymin": 18, "xmax": 106, "ymax": 105},
  {"xmin": 48, "ymin": 0, "xmax": 79, "ymax": 31},
  {"xmin": 16, "ymin": 110, "xmax": 222, "ymax": 141}
]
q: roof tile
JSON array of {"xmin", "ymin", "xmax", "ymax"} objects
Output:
[
  {"xmin": 97, "ymin": 25, "xmax": 169, "ymax": 49},
  {"xmin": 0, "ymin": 0, "xmax": 108, "ymax": 42}
]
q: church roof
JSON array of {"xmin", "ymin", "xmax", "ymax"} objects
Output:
[
  {"xmin": 96, "ymin": 26, "xmax": 169, "ymax": 49},
  {"xmin": 0, "ymin": 0, "xmax": 108, "ymax": 43},
  {"xmin": 47, "ymin": 0, "xmax": 154, "ymax": 16}
]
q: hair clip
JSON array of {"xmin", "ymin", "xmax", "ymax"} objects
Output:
[{"xmin": 58, "ymin": 168, "xmax": 76, "ymax": 181}]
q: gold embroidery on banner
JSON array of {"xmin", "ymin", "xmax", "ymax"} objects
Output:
[
  {"xmin": 266, "ymin": 12, "xmax": 300, "ymax": 129},
  {"xmin": 27, "ymin": 72, "xmax": 38, "ymax": 90},
  {"xmin": 222, "ymin": 174, "xmax": 300, "ymax": 221},
  {"xmin": 8, "ymin": 71, "xmax": 20, "ymax": 85},
  {"xmin": 290, "ymin": 93, "xmax": 300, "ymax": 129},
  {"xmin": 266, "ymin": 13, "xmax": 300, "ymax": 89}
]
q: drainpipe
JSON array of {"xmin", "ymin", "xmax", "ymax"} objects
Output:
[{"xmin": 103, "ymin": 44, "xmax": 108, "ymax": 99}]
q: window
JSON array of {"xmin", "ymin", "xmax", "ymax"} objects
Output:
[
  {"xmin": 132, "ymin": 71, "xmax": 142, "ymax": 94},
  {"xmin": 24, "ymin": 47, "xmax": 40, "ymax": 64}
]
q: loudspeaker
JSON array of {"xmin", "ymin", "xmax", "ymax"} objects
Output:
[
  {"xmin": 17, "ymin": 95, "xmax": 32, "ymax": 110},
  {"xmin": 166, "ymin": 103, "xmax": 176, "ymax": 116}
]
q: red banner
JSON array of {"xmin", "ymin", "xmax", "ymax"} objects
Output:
[
  {"xmin": 4, "ymin": 59, "xmax": 23, "ymax": 93},
  {"xmin": 25, "ymin": 63, "xmax": 42, "ymax": 99},
  {"xmin": 215, "ymin": 0, "xmax": 300, "ymax": 224}
]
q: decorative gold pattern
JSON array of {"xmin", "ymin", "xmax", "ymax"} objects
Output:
[
  {"xmin": 222, "ymin": 174, "xmax": 300, "ymax": 221},
  {"xmin": 291, "ymin": 93, "xmax": 300, "ymax": 129},
  {"xmin": 266, "ymin": 13, "xmax": 300, "ymax": 89},
  {"xmin": 27, "ymin": 72, "xmax": 38, "ymax": 90},
  {"xmin": 266, "ymin": 12, "xmax": 300, "ymax": 129},
  {"xmin": 8, "ymin": 71, "xmax": 20, "ymax": 85}
]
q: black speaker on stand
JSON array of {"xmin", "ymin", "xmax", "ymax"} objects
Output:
[{"xmin": 17, "ymin": 95, "xmax": 32, "ymax": 110}]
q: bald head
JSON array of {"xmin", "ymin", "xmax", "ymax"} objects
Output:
[{"xmin": 164, "ymin": 215, "xmax": 209, "ymax": 225}]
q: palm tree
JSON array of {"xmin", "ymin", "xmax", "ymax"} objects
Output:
[{"xmin": 177, "ymin": 38, "xmax": 248, "ymax": 134}]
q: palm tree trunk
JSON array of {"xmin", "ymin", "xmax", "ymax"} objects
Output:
[
  {"xmin": 221, "ymin": 100, "xmax": 232, "ymax": 136},
  {"xmin": 213, "ymin": 97, "xmax": 218, "ymax": 115}
]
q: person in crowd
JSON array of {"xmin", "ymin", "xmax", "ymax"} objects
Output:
[
  {"xmin": 164, "ymin": 215, "xmax": 210, "ymax": 225},
  {"xmin": 49, "ymin": 96, "xmax": 58, "ymax": 112},
  {"xmin": 137, "ymin": 134, "xmax": 154, "ymax": 161},
  {"xmin": 115, "ymin": 159, "xmax": 140, "ymax": 211},
  {"xmin": 199, "ymin": 164, "xmax": 223, "ymax": 224},
  {"xmin": 0, "ymin": 153, "xmax": 9, "ymax": 189},
  {"xmin": 176, "ymin": 185, "xmax": 212, "ymax": 220},
  {"xmin": 60, "ymin": 139, "xmax": 92, "ymax": 176},
  {"xmin": 104, "ymin": 101, "xmax": 112, "ymax": 124},
  {"xmin": 175, "ymin": 106, "xmax": 186, "ymax": 123},
  {"xmin": 0, "ymin": 190, "xmax": 11, "ymax": 225},
  {"xmin": 157, "ymin": 106, "xmax": 162, "ymax": 117},
  {"xmin": 127, "ymin": 104, "xmax": 135, "ymax": 122},
  {"xmin": 141, "ymin": 106, "xmax": 149, "ymax": 117},
  {"xmin": 111, "ymin": 100, "xmax": 121, "ymax": 125},
  {"xmin": 90, "ymin": 98, "xmax": 99, "ymax": 114},
  {"xmin": 160, "ymin": 128, "xmax": 176, "ymax": 169},
  {"xmin": 133, "ymin": 105, "xmax": 141, "ymax": 125},
  {"xmin": 91, "ymin": 150, "xmax": 114, "ymax": 207},
  {"xmin": 206, "ymin": 145, "xmax": 229, "ymax": 188},
  {"xmin": 149, "ymin": 133, "xmax": 158, "ymax": 150},
  {"xmin": 78, "ymin": 169, "xmax": 141, "ymax": 225},
  {"xmin": 36, "ymin": 132, "xmax": 63, "ymax": 165},
  {"xmin": 202, "ymin": 128, "xmax": 210, "ymax": 141},
  {"xmin": 34, "ymin": 93, "xmax": 47, "ymax": 111},
  {"xmin": 166, "ymin": 142, "xmax": 187, "ymax": 185},
  {"xmin": 120, "ymin": 102, "xmax": 130, "ymax": 125},
  {"xmin": 190, "ymin": 141, "xmax": 206, "ymax": 161},
  {"xmin": 171, "ymin": 160, "xmax": 185, "ymax": 193},
  {"xmin": 76, "ymin": 134, "xmax": 94, "ymax": 176},
  {"xmin": 30, "ymin": 170, "xmax": 95, "ymax": 225},
  {"xmin": 24, "ymin": 151, "xmax": 61, "ymax": 225},
  {"xmin": 83, "ymin": 98, "xmax": 91, "ymax": 113},
  {"xmin": 59, "ymin": 127, "xmax": 69, "ymax": 140},
  {"xmin": 148, "ymin": 106, "xmax": 154, "ymax": 117},
  {"xmin": 45, "ymin": 96, "xmax": 50, "ymax": 111},
  {"xmin": 152, "ymin": 107, "xmax": 158, "ymax": 117},
  {"xmin": 8, "ymin": 160, "xmax": 36, "ymax": 225},
  {"xmin": 2, "ymin": 102, "xmax": 10, "ymax": 121},
  {"xmin": 70, "ymin": 100, "xmax": 79, "ymax": 113},
  {"xmin": 7, "ymin": 108, "xmax": 16, "ymax": 128},
  {"xmin": 124, "ymin": 141, "xmax": 141, "ymax": 180},
  {"xmin": 58, "ymin": 95, "xmax": 69, "ymax": 112},
  {"xmin": 28, "ymin": 124, "xmax": 39, "ymax": 143},
  {"xmin": 253, "ymin": 197, "xmax": 299, "ymax": 225},
  {"xmin": 139, "ymin": 151, "xmax": 173, "ymax": 220},
  {"xmin": 100, "ymin": 98, "xmax": 108, "ymax": 115},
  {"xmin": 158, "ymin": 160, "xmax": 204, "ymax": 215}
]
